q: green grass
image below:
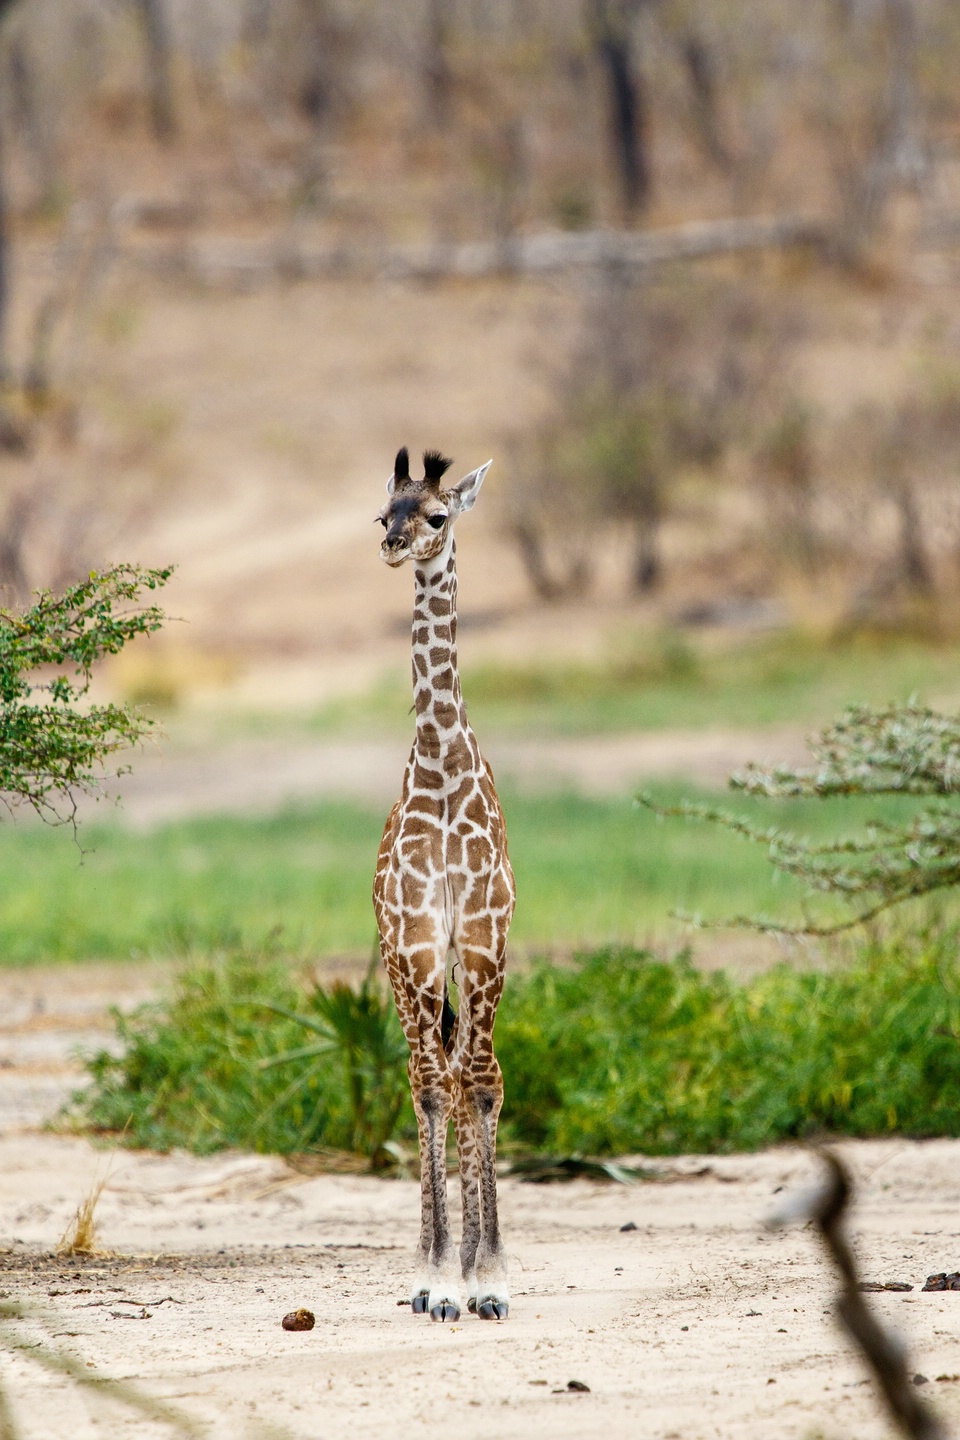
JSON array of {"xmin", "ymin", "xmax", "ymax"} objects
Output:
[
  {"xmin": 306, "ymin": 632, "xmax": 960, "ymax": 739},
  {"xmin": 0, "ymin": 785, "xmax": 939, "ymax": 964},
  {"xmin": 75, "ymin": 929, "xmax": 960, "ymax": 1158}
]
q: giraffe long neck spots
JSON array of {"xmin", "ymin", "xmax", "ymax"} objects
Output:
[{"xmin": 411, "ymin": 541, "xmax": 470, "ymax": 761}]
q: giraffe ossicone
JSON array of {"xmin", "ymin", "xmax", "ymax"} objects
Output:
[{"xmin": 373, "ymin": 446, "xmax": 515, "ymax": 1323}]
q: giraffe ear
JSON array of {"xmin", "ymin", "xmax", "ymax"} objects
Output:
[{"xmin": 447, "ymin": 460, "xmax": 491, "ymax": 515}]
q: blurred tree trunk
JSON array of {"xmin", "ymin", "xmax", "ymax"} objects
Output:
[
  {"xmin": 679, "ymin": 30, "xmax": 732, "ymax": 172},
  {"xmin": 892, "ymin": 478, "xmax": 934, "ymax": 596},
  {"xmin": 632, "ymin": 513, "xmax": 661, "ymax": 591},
  {"xmin": 423, "ymin": 0, "xmax": 454, "ymax": 131},
  {"xmin": 828, "ymin": 0, "xmax": 925, "ymax": 263},
  {"xmin": 133, "ymin": 0, "xmax": 177, "ymax": 143},
  {"xmin": 588, "ymin": 0, "xmax": 650, "ymax": 220},
  {"xmin": 0, "ymin": 489, "xmax": 31, "ymax": 601},
  {"xmin": 299, "ymin": 0, "xmax": 336, "ymax": 125},
  {"xmin": 0, "ymin": 95, "xmax": 9, "ymax": 386},
  {"xmin": 0, "ymin": 0, "xmax": 24, "ymax": 383},
  {"xmin": 294, "ymin": 1, "xmax": 346, "ymax": 213},
  {"xmin": 242, "ymin": 0, "xmax": 271, "ymax": 45},
  {"xmin": 884, "ymin": 0, "xmax": 925, "ymax": 187},
  {"xmin": 515, "ymin": 518, "xmax": 593, "ymax": 602}
]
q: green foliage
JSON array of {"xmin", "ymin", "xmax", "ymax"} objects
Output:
[
  {"xmin": 253, "ymin": 965, "xmax": 409, "ymax": 1158},
  {"xmin": 0, "ymin": 565, "xmax": 172, "ymax": 820},
  {"xmin": 647, "ymin": 703, "xmax": 960, "ymax": 934},
  {"xmin": 496, "ymin": 935, "xmax": 960, "ymax": 1155},
  {"xmin": 77, "ymin": 952, "xmax": 411, "ymax": 1163},
  {"xmin": 76, "ymin": 931, "xmax": 960, "ymax": 1160}
]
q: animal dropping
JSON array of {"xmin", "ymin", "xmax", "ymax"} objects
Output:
[
  {"xmin": 374, "ymin": 449, "xmax": 514, "ymax": 1325},
  {"xmin": 923, "ymin": 1273, "xmax": 960, "ymax": 1291},
  {"xmin": 281, "ymin": 1308, "xmax": 315, "ymax": 1332}
]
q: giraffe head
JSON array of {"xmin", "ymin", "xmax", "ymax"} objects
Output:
[{"xmin": 377, "ymin": 447, "xmax": 492, "ymax": 567}]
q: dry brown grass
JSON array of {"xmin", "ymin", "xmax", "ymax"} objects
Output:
[{"xmin": 55, "ymin": 1171, "xmax": 110, "ymax": 1259}]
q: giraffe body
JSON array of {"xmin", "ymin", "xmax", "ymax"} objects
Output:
[{"xmin": 373, "ymin": 448, "xmax": 515, "ymax": 1323}]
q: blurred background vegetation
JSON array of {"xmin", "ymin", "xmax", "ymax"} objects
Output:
[{"xmin": 3, "ymin": 3, "xmax": 960, "ymax": 1153}]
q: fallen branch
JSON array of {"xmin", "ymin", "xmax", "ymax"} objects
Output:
[{"xmin": 69, "ymin": 211, "xmax": 830, "ymax": 290}]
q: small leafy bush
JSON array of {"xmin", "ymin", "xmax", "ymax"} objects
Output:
[
  {"xmin": 78, "ymin": 952, "xmax": 411, "ymax": 1162},
  {"xmin": 496, "ymin": 934, "xmax": 960, "ymax": 1154},
  {"xmin": 76, "ymin": 929, "xmax": 960, "ymax": 1161},
  {"xmin": 648, "ymin": 702, "xmax": 960, "ymax": 934},
  {"xmin": 1, "ymin": 565, "xmax": 171, "ymax": 820}
]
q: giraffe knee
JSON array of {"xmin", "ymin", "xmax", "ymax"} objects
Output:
[
  {"xmin": 420, "ymin": 1085, "xmax": 454, "ymax": 1125},
  {"xmin": 463, "ymin": 1083, "xmax": 501, "ymax": 1120}
]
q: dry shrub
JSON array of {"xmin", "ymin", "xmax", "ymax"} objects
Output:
[{"xmin": 507, "ymin": 267, "xmax": 800, "ymax": 600}]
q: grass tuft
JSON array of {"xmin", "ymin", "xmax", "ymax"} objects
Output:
[{"xmin": 56, "ymin": 1174, "xmax": 109, "ymax": 1258}]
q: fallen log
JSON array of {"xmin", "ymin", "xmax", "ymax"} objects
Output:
[{"xmin": 80, "ymin": 211, "xmax": 830, "ymax": 290}]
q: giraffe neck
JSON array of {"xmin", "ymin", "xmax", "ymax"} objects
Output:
[{"xmin": 411, "ymin": 538, "xmax": 471, "ymax": 759}]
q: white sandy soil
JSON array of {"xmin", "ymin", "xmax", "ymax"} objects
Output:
[{"xmin": 3, "ymin": 1134, "xmax": 960, "ymax": 1440}]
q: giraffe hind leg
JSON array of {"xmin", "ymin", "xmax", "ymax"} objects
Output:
[
  {"xmin": 455, "ymin": 949, "xmax": 510, "ymax": 1321},
  {"xmin": 378, "ymin": 937, "xmax": 438, "ymax": 1315},
  {"xmin": 408, "ymin": 965, "xmax": 463, "ymax": 1322},
  {"xmin": 442, "ymin": 960, "xmax": 483, "ymax": 1309},
  {"xmin": 409, "ymin": 1060, "xmax": 434, "ymax": 1313}
]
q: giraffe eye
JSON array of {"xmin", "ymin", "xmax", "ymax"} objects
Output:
[
  {"xmin": 427, "ymin": 513, "xmax": 447, "ymax": 529},
  {"xmin": 378, "ymin": 516, "xmax": 388, "ymax": 527}
]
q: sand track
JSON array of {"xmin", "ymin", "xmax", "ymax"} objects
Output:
[
  {"xmin": 90, "ymin": 725, "xmax": 808, "ymax": 829},
  {"xmin": 3, "ymin": 1123, "xmax": 960, "ymax": 1439}
]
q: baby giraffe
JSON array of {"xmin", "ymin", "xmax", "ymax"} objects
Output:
[{"xmin": 373, "ymin": 446, "xmax": 515, "ymax": 1323}]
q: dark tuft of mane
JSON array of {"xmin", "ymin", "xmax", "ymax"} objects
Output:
[
  {"xmin": 394, "ymin": 446, "xmax": 410, "ymax": 480},
  {"xmin": 423, "ymin": 450, "xmax": 453, "ymax": 483}
]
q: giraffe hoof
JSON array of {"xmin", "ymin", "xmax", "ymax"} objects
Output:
[
  {"xmin": 476, "ymin": 1299, "xmax": 509, "ymax": 1321},
  {"xmin": 411, "ymin": 1293, "xmax": 430, "ymax": 1315},
  {"xmin": 467, "ymin": 1297, "xmax": 477, "ymax": 1314},
  {"xmin": 430, "ymin": 1301, "xmax": 460, "ymax": 1323}
]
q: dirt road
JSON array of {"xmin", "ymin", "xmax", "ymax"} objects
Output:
[
  {"xmin": 96, "ymin": 726, "xmax": 808, "ymax": 828},
  {"xmin": 4, "ymin": 1133, "xmax": 960, "ymax": 1440}
]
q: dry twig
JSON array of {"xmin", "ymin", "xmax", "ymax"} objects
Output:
[{"xmin": 771, "ymin": 1151, "xmax": 948, "ymax": 1440}]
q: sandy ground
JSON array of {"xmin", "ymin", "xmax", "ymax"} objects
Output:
[
  {"xmin": 5, "ymin": 1133, "xmax": 960, "ymax": 1440},
  {"xmin": 2, "ymin": 967, "xmax": 960, "ymax": 1440},
  {"xmin": 92, "ymin": 725, "xmax": 809, "ymax": 828}
]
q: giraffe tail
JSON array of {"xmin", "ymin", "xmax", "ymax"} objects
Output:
[{"xmin": 441, "ymin": 985, "xmax": 457, "ymax": 1049}]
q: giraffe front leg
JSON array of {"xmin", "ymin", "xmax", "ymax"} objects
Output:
[
  {"xmin": 452, "ymin": 1085, "xmax": 482, "ymax": 1312},
  {"xmin": 405, "ymin": 969, "xmax": 463, "ymax": 1323},
  {"xmin": 464, "ymin": 1065, "xmax": 510, "ymax": 1321},
  {"xmin": 416, "ymin": 1075, "xmax": 462, "ymax": 1322},
  {"xmin": 455, "ymin": 948, "xmax": 510, "ymax": 1323},
  {"xmin": 409, "ymin": 1062, "xmax": 434, "ymax": 1314}
]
